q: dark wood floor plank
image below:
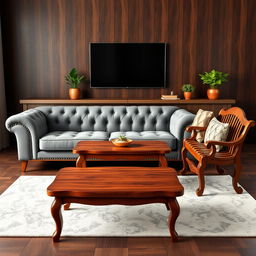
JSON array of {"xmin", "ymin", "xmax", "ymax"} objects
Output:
[
  {"xmin": 94, "ymin": 248, "xmax": 128, "ymax": 256},
  {"xmin": 0, "ymin": 238, "xmax": 30, "ymax": 256},
  {"xmin": 19, "ymin": 238, "xmax": 55, "ymax": 256},
  {"xmin": 128, "ymin": 247, "xmax": 167, "ymax": 256}
]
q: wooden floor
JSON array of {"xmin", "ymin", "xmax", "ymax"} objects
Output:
[{"xmin": 0, "ymin": 146, "xmax": 255, "ymax": 256}]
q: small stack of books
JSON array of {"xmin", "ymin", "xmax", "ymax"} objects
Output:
[{"xmin": 161, "ymin": 95, "xmax": 180, "ymax": 100}]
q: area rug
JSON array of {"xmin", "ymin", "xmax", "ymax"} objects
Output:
[{"xmin": 0, "ymin": 175, "xmax": 255, "ymax": 237}]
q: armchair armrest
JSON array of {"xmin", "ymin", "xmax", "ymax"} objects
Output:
[
  {"xmin": 5, "ymin": 109, "xmax": 48, "ymax": 160},
  {"xmin": 185, "ymin": 126, "xmax": 207, "ymax": 140},
  {"xmin": 204, "ymin": 136, "xmax": 244, "ymax": 149},
  {"xmin": 185, "ymin": 126, "xmax": 207, "ymax": 132},
  {"xmin": 204, "ymin": 137, "xmax": 244, "ymax": 158}
]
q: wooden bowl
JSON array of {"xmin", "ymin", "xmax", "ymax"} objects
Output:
[{"xmin": 111, "ymin": 139, "xmax": 133, "ymax": 147}]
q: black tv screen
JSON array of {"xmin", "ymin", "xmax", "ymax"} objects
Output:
[{"xmin": 90, "ymin": 43, "xmax": 166, "ymax": 88}]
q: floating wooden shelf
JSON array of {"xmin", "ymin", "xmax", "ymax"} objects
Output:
[{"xmin": 20, "ymin": 98, "xmax": 236, "ymax": 116}]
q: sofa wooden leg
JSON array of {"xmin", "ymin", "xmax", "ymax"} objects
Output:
[
  {"xmin": 180, "ymin": 146, "xmax": 188, "ymax": 175},
  {"xmin": 232, "ymin": 158, "xmax": 243, "ymax": 194},
  {"xmin": 21, "ymin": 161, "xmax": 28, "ymax": 172}
]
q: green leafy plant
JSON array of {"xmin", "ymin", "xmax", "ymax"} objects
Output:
[
  {"xmin": 117, "ymin": 135, "xmax": 128, "ymax": 141},
  {"xmin": 182, "ymin": 84, "xmax": 195, "ymax": 92},
  {"xmin": 199, "ymin": 69, "xmax": 229, "ymax": 89},
  {"xmin": 65, "ymin": 68, "xmax": 85, "ymax": 88}
]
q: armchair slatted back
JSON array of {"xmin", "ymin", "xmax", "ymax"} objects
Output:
[{"xmin": 218, "ymin": 107, "xmax": 255, "ymax": 155}]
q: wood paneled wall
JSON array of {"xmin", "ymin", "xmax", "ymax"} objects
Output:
[{"xmin": 1, "ymin": 0, "xmax": 256, "ymax": 140}]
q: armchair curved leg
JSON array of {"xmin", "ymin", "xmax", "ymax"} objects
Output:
[
  {"xmin": 216, "ymin": 165, "xmax": 225, "ymax": 175},
  {"xmin": 196, "ymin": 162, "xmax": 206, "ymax": 196},
  {"xmin": 180, "ymin": 146, "xmax": 188, "ymax": 175},
  {"xmin": 232, "ymin": 158, "xmax": 243, "ymax": 194}
]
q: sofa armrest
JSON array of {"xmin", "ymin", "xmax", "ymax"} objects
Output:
[
  {"xmin": 170, "ymin": 109, "xmax": 195, "ymax": 140},
  {"xmin": 169, "ymin": 109, "xmax": 195, "ymax": 159},
  {"xmin": 5, "ymin": 109, "xmax": 48, "ymax": 160}
]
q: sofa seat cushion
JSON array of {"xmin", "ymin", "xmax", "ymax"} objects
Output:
[
  {"xmin": 109, "ymin": 131, "xmax": 177, "ymax": 150},
  {"xmin": 39, "ymin": 131, "xmax": 109, "ymax": 150}
]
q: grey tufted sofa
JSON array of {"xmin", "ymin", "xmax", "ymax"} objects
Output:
[{"xmin": 6, "ymin": 105, "xmax": 195, "ymax": 171}]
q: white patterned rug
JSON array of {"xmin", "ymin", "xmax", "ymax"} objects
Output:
[{"xmin": 0, "ymin": 175, "xmax": 255, "ymax": 237}]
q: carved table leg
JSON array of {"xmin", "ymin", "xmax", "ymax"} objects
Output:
[
  {"xmin": 168, "ymin": 198, "xmax": 180, "ymax": 242},
  {"xmin": 76, "ymin": 155, "xmax": 86, "ymax": 168},
  {"xmin": 51, "ymin": 197, "xmax": 63, "ymax": 242},
  {"xmin": 64, "ymin": 203, "xmax": 71, "ymax": 210},
  {"xmin": 159, "ymin": 155, "xmax": 168, "ymax": 167}
]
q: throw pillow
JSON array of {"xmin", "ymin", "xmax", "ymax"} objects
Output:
[
  {"xmin": 191, "ymin": 109, "xmax": 214, "ymax": 142},
  {"xmin": 204, "ymin": 117, "xmax": 230, "ymax": 152}
]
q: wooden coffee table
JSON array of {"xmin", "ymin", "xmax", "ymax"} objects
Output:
[
  {"xmin": 73, "ymin": 140, "xmax": 171, "ymax": 167},
  {"xmin": 47, "ymin": 167, "xmax": 184, "ymax": 242}
]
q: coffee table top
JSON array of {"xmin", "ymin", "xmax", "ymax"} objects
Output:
[
  {"xmin": 47, "ymin": 167, "xmax": 184, "ymax": 198},
  {"xmin": 73, "ymin": 140, "xmax": 171, "ymax": 154}
]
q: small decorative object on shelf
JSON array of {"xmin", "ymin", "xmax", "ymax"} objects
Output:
[
  {"xmin": 161, "ymin": 92, "xmax": 180, "ymax": 100},
  {"xmin": 181, "ymin": 84, "xmax": 195, "ymax": 100},
  {"xmin": 65, "ymin": 68, "xmax": 85, "ymax": 100},
  {"xmin": 199, "ymin": 69, "xmax": 229, "ymax": 100},
  {"xmin": 111, "ymin": 134, "xmax": 133, "ymax": 147}
]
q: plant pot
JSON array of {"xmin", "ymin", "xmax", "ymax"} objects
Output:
[
  {"xmin": 184, "ymin": 92, "xmax": 192, "ymax": 100},
  {"xmin": 69, "ymin": 88, "xmax": 80, "ymax": 100},
  {"xmin": 207, "ymin": 89, "xmax": 219, "ymax": 100}
]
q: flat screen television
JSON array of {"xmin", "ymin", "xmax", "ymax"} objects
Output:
[{"xmin": 90, "ymin": 43, "xmax": 166, "ymax": 88}]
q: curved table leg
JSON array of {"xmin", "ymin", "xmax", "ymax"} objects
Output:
[
  {"xmin": 64, "ymin": 203, "xmax": 71, "ymax": 210},
  {"xmin": 168, "ymin": 198, "xmax": 180, "ymax": 242},
  {"xmin": 51, "ymin": 197, "xmax": 63, "ymax": 242},
  {"xmin": 76, "ymin": 155, "xmax": 86, "ymax": 168},
  {"xmin": 159, "ymin": 155, "xmax": 168, "ymax": 167}
]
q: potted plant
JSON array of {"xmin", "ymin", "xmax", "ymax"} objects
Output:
[
  {"xmin": 182, "ymin": 84, "xmax": 195, "ymax": 100},
  {"xmin": 199, "ymin": 69, "xmax": 229, "ymax": 100},
  {"xmin": 65, "ymin": 68, "xmax": 85, "ymax": 100}
]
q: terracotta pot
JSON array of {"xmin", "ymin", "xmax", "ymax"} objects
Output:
[
  {"xmin": 207, "ymin": 89, "xmax": 219, "ymax": 100},
  {"xmin": 184, "ymin": 92, "xmax": 192, "ymax": 100},
  {"xmin": 69, "ymin": 88, "xmax": 80, "ymax": 100}
]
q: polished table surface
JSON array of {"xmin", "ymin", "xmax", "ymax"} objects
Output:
[
  {"xmin": 73, "ymin": 140, "xmax": 171, "ymax": 154},
  {"xmin": 47, "ymin": 167, "xmax": 184, "ymax": 242},
  {"xmin": 73, "ymin": 140, "xmax": 171, "ymax": 167}
]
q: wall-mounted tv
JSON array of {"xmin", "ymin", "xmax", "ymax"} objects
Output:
[{"xmin": 90, "ymin": 43, "xmax": 166, "ymax": 88}]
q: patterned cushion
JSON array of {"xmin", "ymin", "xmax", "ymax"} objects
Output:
[
  {"xmin": 191, "ymin": 109, "xmax": 214, "ymax": 142},
  {"xmin": 204, "ymin": 117, "xmax": 229, "ymax": 152}
]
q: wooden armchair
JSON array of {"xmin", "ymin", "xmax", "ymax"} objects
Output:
[{"xmin": 180, "ymin": 107, "xmax": 255, "ymax": 196}]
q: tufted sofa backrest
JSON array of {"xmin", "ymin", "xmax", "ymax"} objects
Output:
[{"xmin": 36, "ymin": 106, "xmax": 179, "ymax": 133}]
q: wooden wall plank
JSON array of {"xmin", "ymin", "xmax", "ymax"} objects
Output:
[{"xmin": 1, "ymin": 0, "xmax": 256, "ymax": 140}]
